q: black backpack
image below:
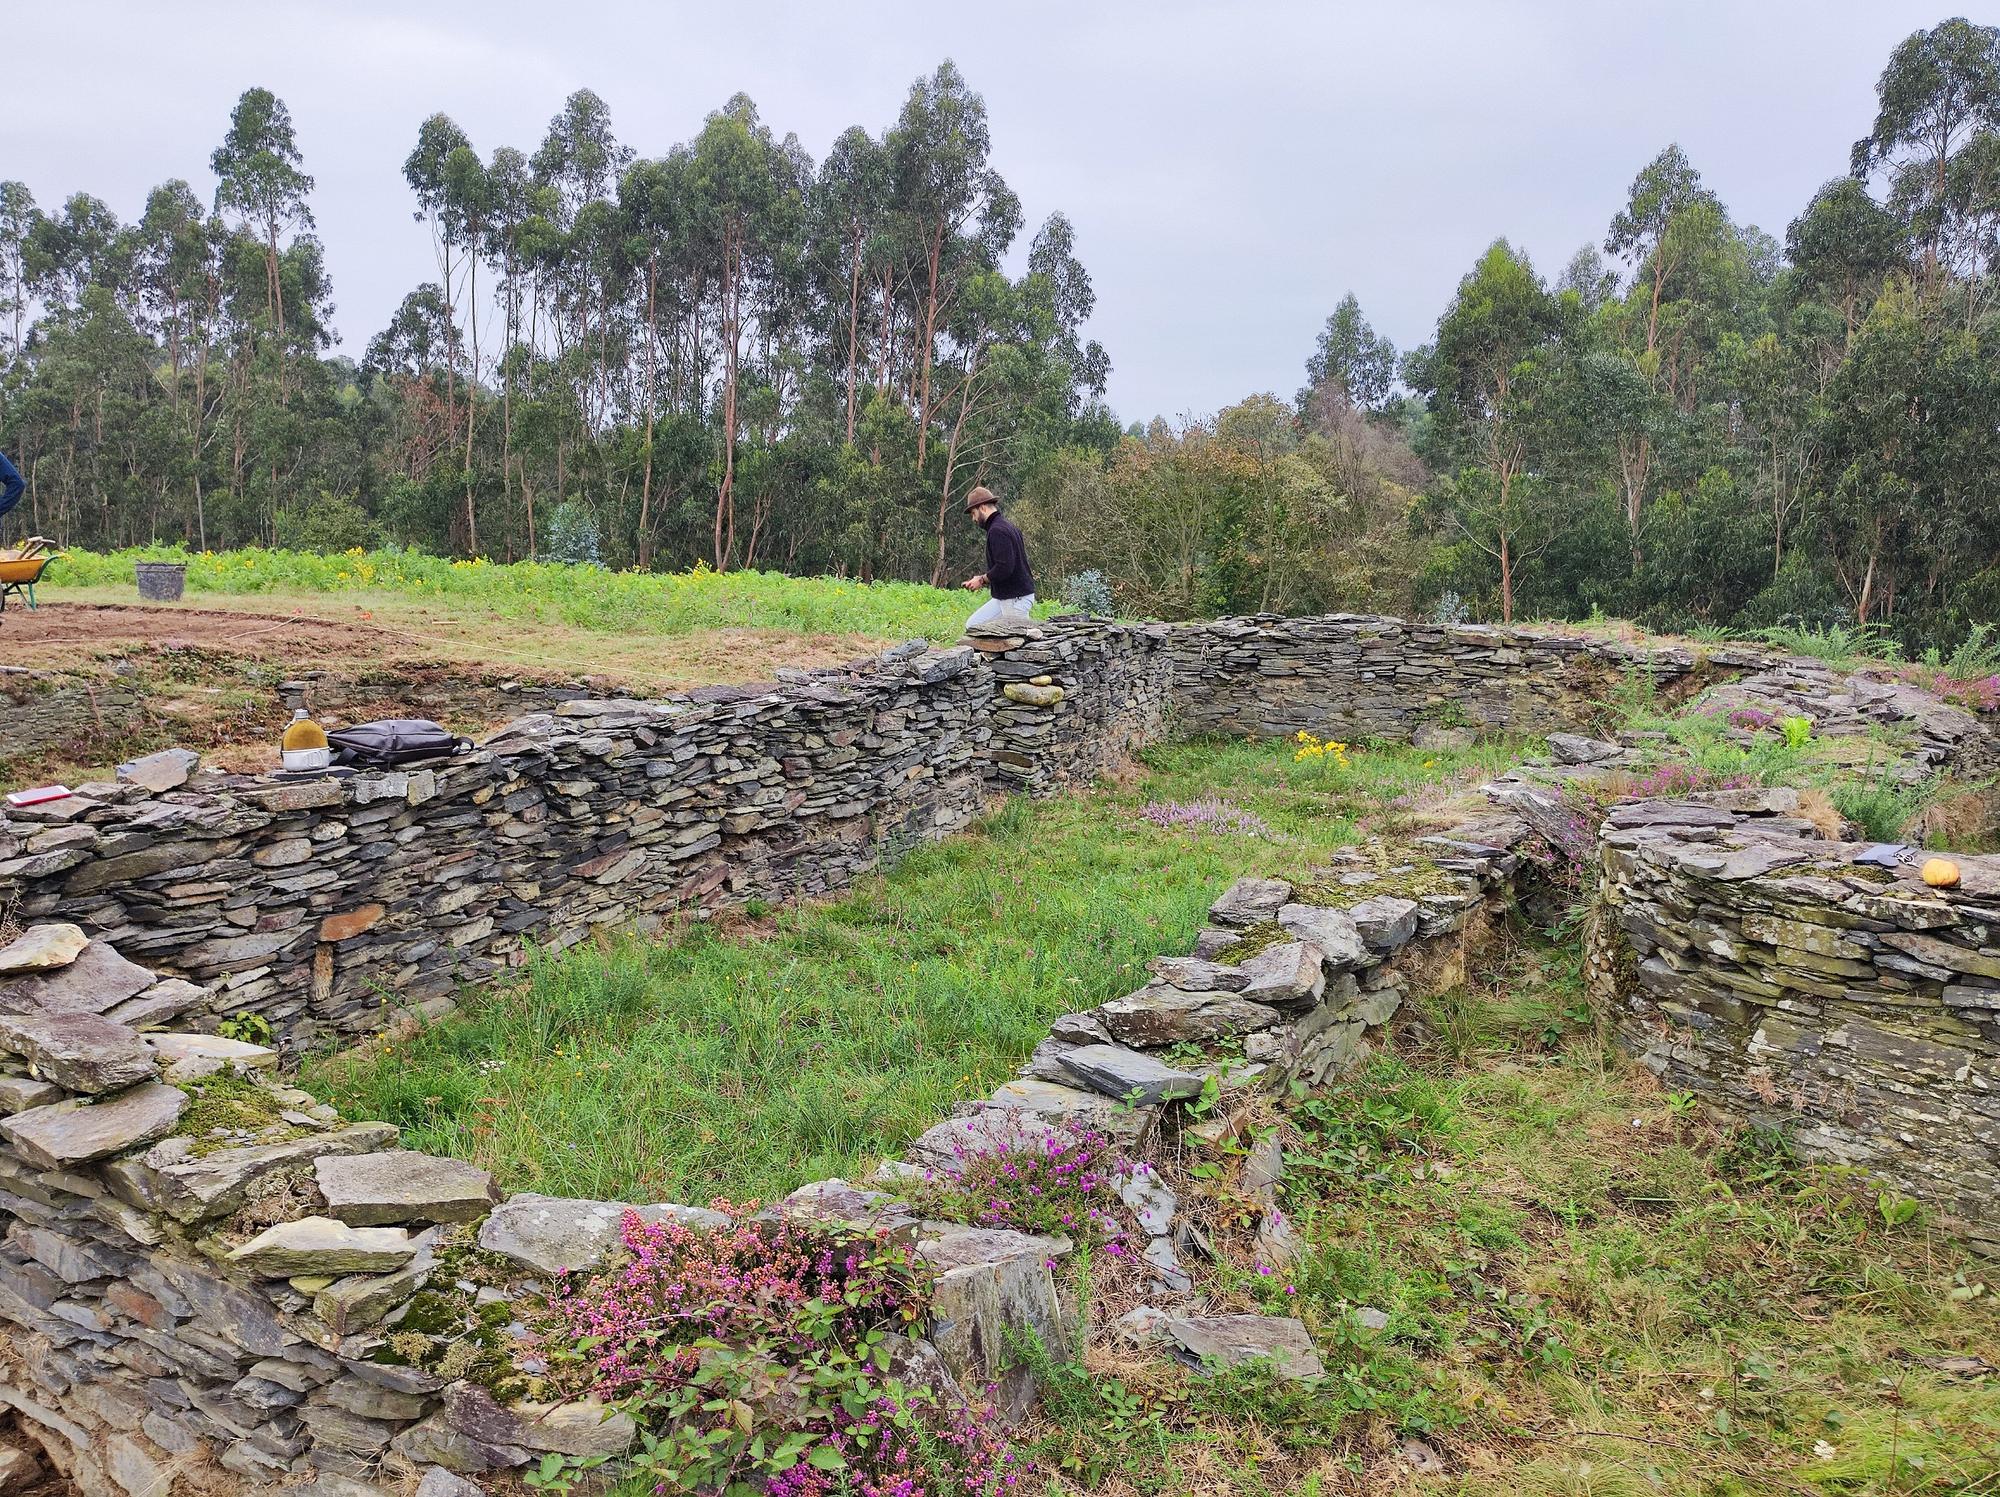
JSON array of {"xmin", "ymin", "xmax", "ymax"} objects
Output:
[{"xmin": 327, "ymin": 719, "xmax": 473, "ymax": 768}]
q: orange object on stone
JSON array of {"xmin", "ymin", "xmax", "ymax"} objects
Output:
[{"xmin": 1922, "ymin": 857, "xmax": 1962, "ymax": 889}]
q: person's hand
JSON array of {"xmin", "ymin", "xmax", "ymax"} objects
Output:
[{"xmin": 961, "ymin": 574, "xmax": 985, "ymax": 591}]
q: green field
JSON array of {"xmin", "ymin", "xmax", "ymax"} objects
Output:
[{"xmin": 47, "ymin": 545, "xmax": 1044, "ymax": 645}]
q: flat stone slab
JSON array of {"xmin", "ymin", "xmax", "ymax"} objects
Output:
[
  {"xmin": 117, "ymin": 747, "xmax": 200, "ymax": 792},
  {"xmin": 1348, "ymin": 895, "xmax": 1420, "ymax": 950},
  {"xmin": 1236, "ymin": 941, "xmax": 1326, "ymax": 1005},
  {"xmin": 764, "ymin": 1178, "xmax": 919, "ymax": 1243},
  {"xmin": 1056, "ymin": 1043, "xmax": 1206, "ymax": 1106},
  {"xmin": 109, "ymin": 1121, "xmax": 400, "ymax": 1223},
  {"xmin": 1146, "ymin": 956, "xmax": 1249, "ymax": 993},
  {"xmin": 0, "ymin": 1081, "xmax": 187, "ymax": 1170},
  {"xmin": 146, "ymin": 1032, "xmax": 277, "ymax": 1081},
  {"xmin": 0, "ymin": 940, "xmax": 158, "ymax": 1018},
  {"xmin": 1209, "ymin": 877, "xmax": 1293, "ymax": 927},
  {"xmin": 1096, "ymin": 988, "xmax": 1284, "ymax": 1048},
  {"xmin": 0, "ymin": 924, "xmax": 88, "ymax": 975},
  {"xmin": 0, "ymin": 1074, "xmax": 63, "ymax": 1114},
  {"xmin": 106, "ymin": 979, "xmax": 209, "ymax": 1030},
  {"xmin": 477, "ymin": 1194, "xmax": 731, "ymax": 1276},
  {"xmin": 0, "ymin": 1010, "xmax": 157, "ymax": 1094},
  {"xmin": 227, "ymin": 1216, "xmax": 417, "ymax": 1277},
  {"xmin": 1161, "ymin": 1313, "xmax": 1324, "ymax": 1379},
  {"xmin": 315, "ymin": 1150, "xmax": 501, "ymax": 1226},
  {"xmin": 908, "ymin": 1109, "xmax": 1073, "ymax": 1173}
]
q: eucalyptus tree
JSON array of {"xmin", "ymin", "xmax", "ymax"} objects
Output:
[
  {"xmin": 209, "ymin": 88, "xmax": 314, "ymax": 343},
  {"xmin": 686, "ymin": 95, "xmax": 784, "ymax": 567},
  {"xmin": 0, "ymin": 182, "xmax": 36, "ymax": 363},
  {"xmin": 1405, "ymin": 240, "xmax": 1563, "ymax": 622},
  {"xmin": 1851, "ymin": 17, "xmax": 2000, "ymax": 282},
  {"xmin": 886, "ymin": 61, "xmax": 1021, "ymax": 472},
  {"xmin": 814, "ymin": 128, "xmax": 892, "ymax": 444},
  {"xmin": 1786, "ymin": 177, "xmax": 1910, "ymax": 346},
  {"xmin": 1298, "ymin": 292, "xmax": 1396, "ymax": 417}
]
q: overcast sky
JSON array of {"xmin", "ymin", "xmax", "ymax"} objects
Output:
[{"xmin": 4, "ymin": 1, "xmax": 1944, "ymax": 424}]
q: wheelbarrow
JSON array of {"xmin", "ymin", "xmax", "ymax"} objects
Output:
[{"xmin": 0, "ymin": 538, "xmax": 60, "ymax": 611}]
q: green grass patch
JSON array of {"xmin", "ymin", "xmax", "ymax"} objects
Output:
[
  {"xmin": 48, "ymin": 545, "xmax": 1049, "ymax": 645},
  {"xmin": 303, "ymin": 737, "xmax": 1510, "ymax": 1203}
]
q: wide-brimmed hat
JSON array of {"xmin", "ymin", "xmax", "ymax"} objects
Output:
[{"xmin": 963, "ymin": 485, "xmax": 997, "ymax": 514}]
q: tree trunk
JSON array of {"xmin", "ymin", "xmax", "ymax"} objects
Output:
[
  {"xmin": 638, "ymin": 250, "xmax": 658, "ymax": 572},
  {"xmin": 916, "ymin": 222, "xmax": 943, "ymax": 468},
  {"xmin": 845, "ymin": 226, "xmax": 864, "ymax": 445},
  {"xmin": 714, "ymin": 221, "xmax": 741, "ymax": 570}
]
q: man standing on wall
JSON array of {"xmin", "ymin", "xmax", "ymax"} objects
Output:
[{"xmin": 960, "ymin": 485, "xmax": 1035, "ymax": 632}]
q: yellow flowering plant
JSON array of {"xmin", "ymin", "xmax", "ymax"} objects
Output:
[{"xmin": 1291, "ymin": 729, "xmax": 1353, "ymax": 774}]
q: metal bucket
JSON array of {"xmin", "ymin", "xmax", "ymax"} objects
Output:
[{"xmin": 134, "ymin": 562, "xmax": 187, "ymax": 602}]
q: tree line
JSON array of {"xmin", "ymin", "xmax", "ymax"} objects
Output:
[
  {"xmin": 4, "ymin": 21, "xmax": 1999, "ymax": 655},
  {"xmin": 0, "ymin": 63, "xmax": 1114, "ymax": 584},
  {"xmin": 1022, "ymin": 16, "xmax": 2000, "ymax": 653}
]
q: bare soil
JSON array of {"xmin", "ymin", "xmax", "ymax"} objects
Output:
[{"xmin": 0, "ymin": 595, "xmax": 890, "ymax": 789}]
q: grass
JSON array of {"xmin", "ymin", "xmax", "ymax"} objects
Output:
[
  {"xmin": 302, "ymin": 736, "xmax": 1521, "ymax": 1203},
  {"xmin": 45, "ymin": 545, "xmax": 1047, "ymax": 646},
  {"xmin": 299, "ymin": 731, "xmax": 2000, "ymax": 1493},
  {"xmin": 1020, "ymin": 943, "xmax": 2000, "ymax": 1494}
]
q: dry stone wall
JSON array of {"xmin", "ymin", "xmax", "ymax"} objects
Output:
[
  {"xmin": 7, "ymin": 610, "xmax": 1999, "ymax": 1495},
  {"xmin": 1591, "ymin": 809, "xmax": 2000, "ymax": 1254},
  {"xmin": 0, "ymin": 615, "xmax": 1728, "ymax": 1055}
]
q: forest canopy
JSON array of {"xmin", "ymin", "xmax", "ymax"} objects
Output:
[{"xmin": 3, "ymin": 19, "xmax": 1999, "ymax": 652}]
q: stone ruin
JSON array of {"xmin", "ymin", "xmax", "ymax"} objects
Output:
[{"xmin": 0, "ymin": 612, "xmax": 1995, "ymax": 1493}]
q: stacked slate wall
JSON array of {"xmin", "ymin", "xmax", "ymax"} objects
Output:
[
  {"xmin": 0, "ymin": 645, "xmax": 996, "ymax": 1054},
  {"xmin": 0, "ymin": 616, "xmax": 1733, "ymax": 1053},
  {"xmin": 1591, "ymin": 808, "xmax": 2000, "ymax": 1254}
]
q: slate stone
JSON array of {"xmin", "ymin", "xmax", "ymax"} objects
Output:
[
  {"xmin": 226, "ymin": 1217, "xmax": 416, "ymax": 1278},
  {"xmin": 314, "ymin": 1150, "xmax": 500, "ymax": 1226},
  {"xmin": 441, "ymin": 1385, "xmax": 636, "ymax": 1459},
  {"xmin": 1056, "ymin": 1043, "xmax": 1206, "ymax": 1105},
  {"xmin": 1095, "ymin": 987, "xmax": 1283, "ymax": 1048},
  {"xmin": 1276, "ymin": 904, "xmax": 1370, "ymax": 968},
  {"xmin": 147, "ymin": 1032, "xmax": 278, "ymax": 1082},
  {"xmin": 0, "ymin": 1010, "xmax": 157, "ymax": 1094},
  {"xmin": 1347, "ymin": 894, "xmax": 1420, "ymax": 950},
  {"xmin": 0, "ymin": 1075, "xmax": 63, "ymax": 1115},
  {"xmin": 0, "ymin": 940, "xmax": 158, "ymax": 1018},
  {"xmin": 0, "ymin": 924, "xmax": 88, "ymax": 975},
  {"xmin": 477, "ymin": 1194, "xmax": 732, "ymax": 1276},
  {"xmin": 918, "ymin": 1225, "xmax": 1070, "ymax": 1418},
  {"xmin": 1208, "ymin": 877, "xmax": 1292, "ymax": 927},
  {"xmin": 1145, "ymin": 955, "xmax": 1249, "ymax": 993},
  {"xmin": 1160, "ymin": 1314, "xmax": 1324, "ymax": 1379},
  {"xmin": 105, "ymin": 979, "xmax": 209, "ymax": 1030},
  {"xmin": 416, "ymin": 1469, "xmax": 487, "ymax": 1497},
  {"xmin": 0, "ymin": 1081, "xmax": 186, "ymax": 1170},
  {"xmin": 117, "ymin": 748, "xmax": 200, "ymax": 792},
  {"xmin": 110, "ymin": 1122, "xmax": 401, "ymax": 1223},
  {"xmin": 764, "ymin": 1179, "xmax": 918, "ymax": 1243},
  {"xmin": 1234, "ymin": 941, "xmax": 1326, "ymax": 1006}
]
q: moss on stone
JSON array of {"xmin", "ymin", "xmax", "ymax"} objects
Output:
[
  {"xmin": 1215, "ymin": 921, "xmax": 1288, "ymax": 966},
  {"xmin": 172, "ymin": 1072, "xmax": 305, "ymax": 1156}
]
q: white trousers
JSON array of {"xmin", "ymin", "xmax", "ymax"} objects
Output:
[{"xmin": 966, "ymin": 593, "xmax": 1035, "ymax": 630}]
